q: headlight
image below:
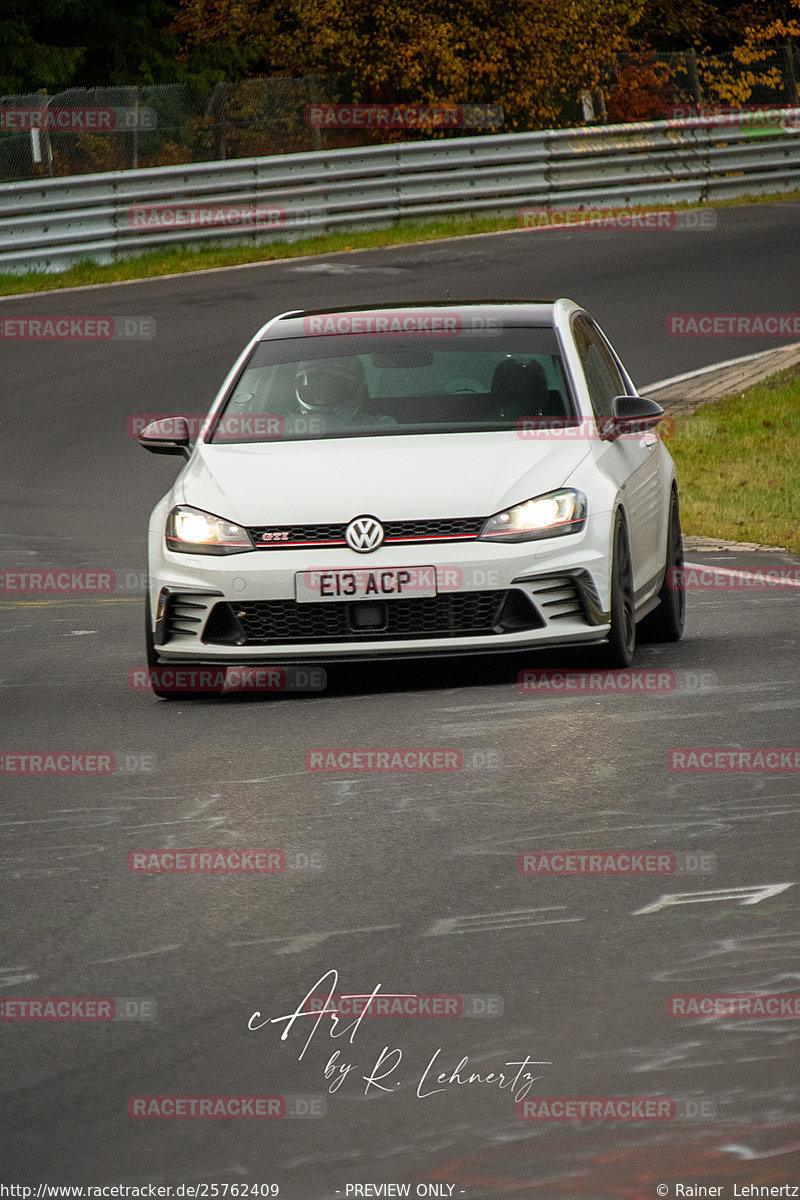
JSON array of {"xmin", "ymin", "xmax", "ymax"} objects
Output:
[
  {"xmin": 479, "ymin": 489, "xmax": 587, "ymax": 542},
  {"xmin": 166, "ymin": 506, "xmax": 253, "ymax": 555}
]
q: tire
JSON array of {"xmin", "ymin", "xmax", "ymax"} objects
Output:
[
  {"xmin": 593, "ymin": 513, "xmax": 636, "ymax": 668},
  {"xmin": 638, "ymin": 492, "xmax": 686, "ymax": 644},
  {"xmin": 144, "ymin": 592, "xmax": 225, "ymax": 700}
]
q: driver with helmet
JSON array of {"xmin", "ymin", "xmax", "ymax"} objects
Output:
[{"xmin": 291, "ymin": 356, "xmax": 396, "ymax": 431}]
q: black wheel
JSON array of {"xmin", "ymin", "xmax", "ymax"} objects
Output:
[
  {"xmin": 144, "ymin": 593, "xmax": 225, "ymax": 700},
  {"xmin": 593, "ymin": 513, "xmax": 636, "ymax": 668},
  {"xmin": 638, "ymin": 493, "xmax": 686, "ymax": 644}
]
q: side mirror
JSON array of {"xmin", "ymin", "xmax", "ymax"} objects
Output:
[
  {"xmin": 139, "ymin": 417, "xmax": 192, "ymax": 457},
  {"xmin": 601, "ymin": 395, "xmax": 665, "ymax": 441}
]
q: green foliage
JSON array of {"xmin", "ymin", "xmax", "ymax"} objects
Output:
[{"xmin": 0, "ymin": 0, "xmax": 180, "ymax": 91}]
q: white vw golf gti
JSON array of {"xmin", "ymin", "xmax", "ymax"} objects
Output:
[{"xmin": 141, "ymin": 300, "xmax": 684, "ymax": 697}]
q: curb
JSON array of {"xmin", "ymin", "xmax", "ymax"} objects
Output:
[
  {"xmin": 644, "ymin": 345, "xmax": 800, "ymax": 559},
  {"xmin": 683, "ymin": 535, "xmax": 793, "ymax": 553},
  {"xmin": 641, "ymin": 341, "xmax": 800, "ymax": 415}
]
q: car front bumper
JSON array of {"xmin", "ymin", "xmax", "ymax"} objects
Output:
[{"xmin": 147, "ymin": 516, "xmax": 613, "ymax": 664}]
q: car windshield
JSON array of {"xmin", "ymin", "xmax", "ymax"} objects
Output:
[{"xmin": 208, "ymin": 328, "xmax": 575, "ymax": 443}]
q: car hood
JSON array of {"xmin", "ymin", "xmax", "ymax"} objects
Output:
[{"xmin": 179, "ymin": 432, "xmax": 591, "ymax": 525}]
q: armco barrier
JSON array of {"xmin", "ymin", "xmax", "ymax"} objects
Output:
[{"xmin": 1, "ymin": 111, "xmax": 799, "ymax": 273}]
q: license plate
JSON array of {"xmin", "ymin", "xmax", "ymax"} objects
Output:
[{"xmin": 296, "ymin": 567, "xmax": 438, "ymax": 603}]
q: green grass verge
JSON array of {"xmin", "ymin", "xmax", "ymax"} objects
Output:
[
  {"xmin": 0, "ymin": 215, "xmax": 530, "ymax": 296},
  {"xmin": 1, "ymin": 189, "xmax": 799, "ymax": 296},
  {"xmin": 663, "ymin": 363, "xmax": 800, "ymax": 555}
]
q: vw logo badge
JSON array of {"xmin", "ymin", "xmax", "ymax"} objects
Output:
[{"xmin": 345, "ymin": 515, "xmax": 384, "ymax": 553}]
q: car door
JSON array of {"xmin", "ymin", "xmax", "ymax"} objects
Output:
[{"xmin": 572, "ymin": 314, "xmax": 664, "ymax": 595}]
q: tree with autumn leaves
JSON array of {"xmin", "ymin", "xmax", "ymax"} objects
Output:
[
  {"xmin": 1, "ymin": 0, "xmax": 796, "ymax": 125},
  {"xmin": 168, "ymin": 0, "xmax": 798, "ymax": 127},
  {"xmin": 170, "ymin": 0, "xmax": 643, "ymax": 128}
]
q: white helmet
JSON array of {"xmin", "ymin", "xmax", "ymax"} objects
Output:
[{"xmin": 295, "ymin": 357, "xmax": 367, "ymax": 418}]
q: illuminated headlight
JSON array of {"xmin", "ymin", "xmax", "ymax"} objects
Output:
[
  {"xmin": 166, "ymin": 506, "xmax": 253, "ymax": 555},
  {"xmin": 479, "ymin": 489, "xmax": 587, "ymax": 542}
]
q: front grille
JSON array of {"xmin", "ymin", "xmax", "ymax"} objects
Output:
[
  {"xmin": 204, "ymin": 589, "xmax": 541, "ymax": 645},
  {"xmin": 248, "ymin": 516, "xmax": 485, "ymax": 549},
  {"xmin": 249, "ymin": 522, "xmax": 342, "ymax": 548},
  {"xmin": 383, "ymin": 517, "xmax": 485, "ymax": 541}
]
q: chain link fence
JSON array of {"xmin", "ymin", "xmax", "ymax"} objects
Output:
[
  {"xmin": 1, "ymin": 44, "xmax": 797, "ymax": 183},
  {"xmin": 0, "ymin": 77, "xmax": 345, "ymax": 182},
  {"xmin": 603, "ymin": 44, "xmax": 799, "ymax": 123}
]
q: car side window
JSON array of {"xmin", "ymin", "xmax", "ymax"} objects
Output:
[{"xmin": 572, "ymin": 315, "xmax": 626, "ymax": 418}]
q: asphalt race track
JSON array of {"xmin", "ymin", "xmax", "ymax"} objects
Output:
[{"xmin": 2, "ymin": 201, "xmax": 800, "ymax": 1196}]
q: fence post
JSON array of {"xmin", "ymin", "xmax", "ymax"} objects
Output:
[
  {"xmin": 34, "ymin": 89, "xmax": 54, "ymax": 177},
  {"xmin": 211, "ymin": 82, "xmax": 227, "ymax": 160},
  {"xmin": 306, "ymin": 74, "xmax": 323, "ymax": 151},
  {"xmin": 686, "ymin": 48, "xmax": 704, "ymax": 105},
  {"xmin": 783, "ymin": 38, "xmax": 799, "ymax": 105},
  {"xmin": 125, "ymin": 85, "xmax": 138, "ymax": 169}
]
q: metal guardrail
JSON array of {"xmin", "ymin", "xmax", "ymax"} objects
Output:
[{"xmin": 1, "ymin": 111, "xmax": 799, "ymax": 274}]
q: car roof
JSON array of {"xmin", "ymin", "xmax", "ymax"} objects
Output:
[{"xmin": 258, "ymin": 299, "xmax": 579, "ymax": 340}]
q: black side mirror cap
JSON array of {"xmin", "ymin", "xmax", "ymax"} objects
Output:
[
  {"xmin": 601, "ymin": 395, "xmax": 665, "ymax": 440},
  {"xmin": 139, "ymin": 417, "xmax": 192, "ymax": 457}
]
